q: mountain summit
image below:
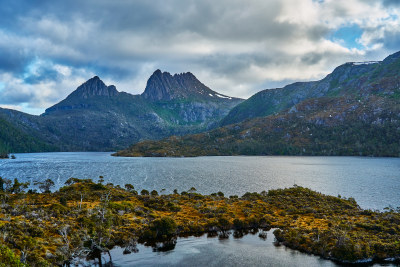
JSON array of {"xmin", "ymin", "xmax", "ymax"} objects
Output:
[
  {"xmin": 45, "ymin": 76, "xmax": 119, "ymax": 113},
  {"xmin": 69, "ymin": 76, "xmax": 119, "ymax": 99},
  {"xmin": 142, "ymin": 70, "xmax": 233, "ymax": 101},
  {"xmin": 5, "ymin": 70, "xmax": 242, "ymax": 151}
]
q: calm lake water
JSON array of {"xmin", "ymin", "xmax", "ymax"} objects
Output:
[
  {"xmin": 1, "ymin": 152, "xmax": 399, "ymax": 210},
  {"xmin": 82, "ymin": 229, "xmax": 341, "ymax": 267},
  {"xmin": 1, "ymin": 152, "xmax": 399, "ymax": 266}
]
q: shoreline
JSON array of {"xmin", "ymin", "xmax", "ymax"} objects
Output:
[
  {"xmin": 0, "ymin": 180, "xmax": 399, "ymax": 266},
  {"xmin": 9, "ymin": 150, "xmax": 400, "ymax": 159},
  {"xmin": 79, "ymin": 228, "xmax": 400, "ymax": 266}
]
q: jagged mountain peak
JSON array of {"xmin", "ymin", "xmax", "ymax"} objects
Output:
[
  {"xmin": 142, "ymin": 69, "xmax": 235, "ymax": 101},
  {"xmin": 69, "ymin": 76, "xmax": 119, "ymax": 99},
  {"xmin": 151, "ymin": 69, "xmax": 195, "ymax": 78},
  {"xmin": 44, "ymin": 76, "xmax": 119, "ymax": 113}
]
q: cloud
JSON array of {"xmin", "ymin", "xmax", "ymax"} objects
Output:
[
  {"xmin": 0, "ymin": 61, "xmax": 95, "ymax": 110},
  {"xmin": 0, "ymin": 0, "xmax": 399, "ymax": 114},
  {"xmin": 383, "ymin": 0, "xmax": 400, "ymax": 6}
]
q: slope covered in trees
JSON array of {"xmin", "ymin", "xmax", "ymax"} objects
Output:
[
  {"xmin": 0, "ymin": 115, "xmax": 56, "ymax": 154},
  {"xmin": 221, "ymin": 51, "xmax": 400, "ymax": 126},
  {"xmin": 116, "ymin": 51, "xmax": 400, "ymax": 157},
  {"xmin": 114, "ymin": 95, "xmax": 400, "ymax": 157}
]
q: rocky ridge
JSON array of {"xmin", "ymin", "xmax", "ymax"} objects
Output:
[
  {"xmin": 142, "ymin": 70, "xmax": 234, "ymax": 101},
  {"xmin": 0, "ymin": 71, "xmax": 242, "ymax": 152},
  {"xmin": 115, "ymin": 51, "xmax": 400, "ymax": 157},
  {"xmin": 221, "ymin": 52, "xmax": 400, "ymax": 126}
]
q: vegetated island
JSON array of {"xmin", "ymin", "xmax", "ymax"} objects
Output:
[
  {"xmin": 0, "ymin": 151, "xmax": 16, "ymax": 159},
  {"xmin": 0, "ymin": 178, "xmax": 399, "ymax": 266}
]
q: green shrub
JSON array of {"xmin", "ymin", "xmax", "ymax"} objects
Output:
[
  {"xmin": 0, "ymin": 244, "xmax": 26, "ymax": 267},
  {"xmin": 150, "ymin": 217, "xmax": 177, "ymax": 239},
  {"xmin": 141, "ymin": 189, "xmax": 149, "ymax": 196}
]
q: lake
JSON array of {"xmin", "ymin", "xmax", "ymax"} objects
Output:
[
  {"xmin": 82, "ymin": 229, "xmax": 341, "ymax": 267},
  {"xmin": 1, "ymin": 152, "xmax": 399, "ymax": 210},
  {"xmin": 1, "ymin": 152, "xmax": 399, "ymax": 266}
]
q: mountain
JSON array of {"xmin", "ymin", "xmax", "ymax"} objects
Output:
[
  {"xmin": 142, "ymin": 70, "xmax": 235, "ymax": 101},
  {"xmin": 140, "ymin": 70, "xmax": 242, "ymax": 127},
  {"xmin": 220, "ymin": 52, "xmax": 400, "ymax": 126},
  {"xmin": 114, "ymin": 51, "xmax": 400, "ymax": 157},
  {"xmin": 45, "ymin": 76, "xmax": 119, "ymax": 113},
  {"xmin": 0, "ymin": 108, "xmax": 57, "ymax": 154},
  {"xmin": 0, "ymin": 70, "xmax": 242, "ymax": 152}
]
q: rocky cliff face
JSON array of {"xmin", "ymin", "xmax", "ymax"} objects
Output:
[
  {"xmin": 142, "ymin": 70, "xmax": 235, "ymax": 101},
  {"xmin": 45, "ymin": 76, "xmax": 119, "ymax": 113},
  {"xmin": 70, "ymin": 76, "xmax": 119, "ymax": 99},
  {"xmin": 139, "ymin": 69, "xmax": 243, "ymax": 129}
]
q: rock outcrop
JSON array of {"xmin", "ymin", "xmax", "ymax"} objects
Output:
[{"xmin": 142, "ymin": 70, "xmax": 234, "ymax": 101}]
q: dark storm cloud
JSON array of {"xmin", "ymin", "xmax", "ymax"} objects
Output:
[
  {"xmin": 384, "ymin": 35, "xmax": 400, "ymax": 51},
  {"xmin": 0, "ymin": 46, "xmax": 30, "ymax": 73},
  {"xmin": 301, "ymin": 53, "xmax": 324, "ymax": 65},
  {"xmin": 198, "ymin": 53, "xmax": 273, "ymax": 77},
  {"xmin": 0, "ymin": 0, "xmax": 298, "ymax": 85},
  {"xmin": 23, "ymin": 64, "xmax": 61, "ymax": 85},
  {"xmin": 0, "ymin": 0, "xmax": 399, "ymax": 113}
]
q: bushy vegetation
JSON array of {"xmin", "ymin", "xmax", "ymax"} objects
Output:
[
  {"xmin": 0, "ymin": 244, "xmax": 26, "ymax": 267},
  {"xmin": 0, "ymin": 179, "xmax": 398, "ymax": 266},
  {"xmin": 115, "ymin": 96, "xmax": 400, "ymax": 157}
]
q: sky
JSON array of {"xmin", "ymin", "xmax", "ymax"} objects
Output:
[{"xmin": 0, "ymin": 0, "xmax": 400, "ymax": 115}]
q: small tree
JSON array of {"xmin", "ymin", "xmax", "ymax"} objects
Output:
[
  {"xmin": 124, "ymin": 184, "xmax": 134, "ymax": 192},
  {"xmin": 150, "ymin": 190, "xmax": 158, "ymax": 196},
  {"xmin": 3, "ymin": 178, "xmax": 12, "ymax": 193},
  {"xmin": 188, "ymin": 187, "xmax": 197, "ymax": 193},
  {"xmin": 218, "ymin": 217, "xmax": 231, "ymax": 232},
  {"xmin": 11, "ymin": 179, "xmax": 29, "ymax": 194},
  {"xmin": 151, "ymin": 217, "xmax": 177, "ymax": 238},
  {"xmin": 65, "ymin": 177, "xmax": 81, "ymax": 185},
  {"xmin": 141, "ymin": 189, "xmax": 149, "ymax": 196},
  {"xmin": 34, "ymin": 179, "xmax": 55, "ymax": 193},
  {"xmin": 0, "ymin": 177, "xmax": 4, "ymax": 192}
]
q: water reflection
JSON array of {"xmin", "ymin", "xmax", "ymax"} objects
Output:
[
  {"xmin": 62, "ymin": 228, "xmax": 400, "ymax": 266},
  {"xmin": 75, "ymin": 229, "xmax": 340, "ymax": 267},
  {"xmin": 149, "ymin": 238, "xmax": 177, "ymax": 252}
]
